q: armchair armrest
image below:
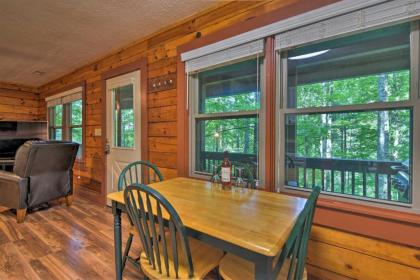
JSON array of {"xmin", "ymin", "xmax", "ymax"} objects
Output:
[
  {"xmin": 0, "ymin": 170, "xmax": 28, "ymax": 209},
  {"xmin": 0, "ymin": 170, "xmax": 23, "ymax": 183}
]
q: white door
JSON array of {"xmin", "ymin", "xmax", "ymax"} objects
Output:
[{"xmin": 106, "ymin": 70, "xmax": 141, "ymax": 197}]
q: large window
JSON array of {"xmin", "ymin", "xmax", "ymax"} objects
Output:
[
  {"xmin": 47, "ymin": 87, "xmax": 84, "ymax": 160},
  {"xmin": 278, "ymin": 23, "xmax": 415, "ymax": 205},
  {"xmin": 190, "ymin": 58, "xmax": 264, "ymax": 183}
]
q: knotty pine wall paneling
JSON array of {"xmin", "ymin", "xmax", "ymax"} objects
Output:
[{"xmin": 0, "ymin": 82, "xmax": 43, "ymax": 121}]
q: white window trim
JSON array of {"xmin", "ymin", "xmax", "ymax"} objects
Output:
[
  {"xmin": 188, "ymin": 57, "xmax": 266, "ymax": 186},
  {"xmin": 275, "ymin": 21, "xmax": 420, "ymax": 214},
  {"xmin": 46, "ymin": 86, "xmax": 84, "ymax": 160},
  {"xmin": 184, "ymin": 40, "xmax": 264, "ymax": 73},
  {"xmin": 45, "ymin": 86, "xmax": 82, "ymax": 107},
  {"xmin": 275, "ymin": 0, "xmax": 420, "ymax": 51},
  {"xmin": 105, "ymin": 70, "xmax": 141, "ymax": 151}
]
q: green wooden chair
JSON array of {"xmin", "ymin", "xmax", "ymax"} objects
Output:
[
  {"xmin": 219, "ymin": 186, "xmax": 321, "ymax": 280},
  {"xmin": 124, "ymin": 183, "xmax": 224, "ymax": 279},
  {"xmin": 117, "ymin": 160, "xmax": 164, "ymax": 270}
]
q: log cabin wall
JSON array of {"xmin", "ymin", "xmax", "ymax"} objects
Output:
[
  {"xmin": 35, "ymin": 1, "xmax": 420, "ymax": 279},
  {"xmin": 0, "ymin": 82, "xmax": 43, "ymax": 121}
]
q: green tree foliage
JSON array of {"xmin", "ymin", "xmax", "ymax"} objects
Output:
[
  {"xmin": 288, "ymin": 70, "xmax": 411, "ymax": 202},
  {"xmin": 293, "ymin": 71, "xmax": 410, "ymax": 162},
  {"xmin": 203, "ymin": 92, "xmax": 259, "ymax": 154}
]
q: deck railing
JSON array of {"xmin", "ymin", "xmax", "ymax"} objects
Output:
[
  {"xmin": 198, "ymin": 151, "xmax": 410, "ymax": 203},
  {"xmin": 286, "ymin": 156, "xmax": 410, "ymax": 203},
  {"xmin": 198, "ymin": 151, "xmax": 258, "ymax": 177}
]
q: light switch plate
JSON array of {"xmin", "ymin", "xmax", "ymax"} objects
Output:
[{"xmin": 94, "ymin": 128, "xmax": 102, "ymax": 136}]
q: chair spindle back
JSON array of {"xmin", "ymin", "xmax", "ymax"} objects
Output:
[
  {"xmin": 124, "ymin": 183, "xmax": 194, "ymax": 278},
  {"xmin": 118, "ymin": 161, "xmax": 163, "ymax": 191},
  {"xmin": 274, "ymin": 186, "xmax": 321, "ymax": 280}
]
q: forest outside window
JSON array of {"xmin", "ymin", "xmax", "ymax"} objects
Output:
[
  {"xmin": 189, "ymin": 58, "xmax": 264, "ymax": 184},
  {"xmin": 47, "ymin": 87, "xmax": 84, "ymax": 160},
  {"xmin": 278, "ymin": 22, "xmax": 417, "ymax": 205}
]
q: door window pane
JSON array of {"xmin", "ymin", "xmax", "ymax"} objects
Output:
[
  {"xmin": 286, "ymin": 23, "xmax": 410, "ymax": 108},
  {"xmin": 285, "ymin": 109, "xmax": 412, "ymax": 203},
  {"xmin": 113, "ymin": 84, "xmax": 134, "ymax": 148},
  {"xmin": 198, "ymin": 59, "xmax": 262, "ymax": 114}
]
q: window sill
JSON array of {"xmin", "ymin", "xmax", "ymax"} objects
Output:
[
  {"xmin": 316, "ymin": 197, "xmax": 420, "ymax": 225},
  {"xmin": 282, "ymin": 189, "xmax": 420, "ymax": 248}
]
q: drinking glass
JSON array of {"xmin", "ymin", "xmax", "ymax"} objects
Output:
[
  {"xmin": 235, "ymin": 166, "xmax": 246, "ymax": 189},
  {"xmin": 210, "ymin": 164, "xmax": 221, "ymax": 184}
]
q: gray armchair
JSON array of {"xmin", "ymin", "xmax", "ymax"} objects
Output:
[{"xmin": 0, "ymin": 140, "xmax": 79, "ymax": 222}]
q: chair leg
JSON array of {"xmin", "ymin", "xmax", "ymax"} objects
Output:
[
  {"xmin": 65, "ymin": 195, "xmax": 74, "ymax": 206},
  {"xmin": 16, "ymin": 208, "xmax": 26, "ymax": 223},
  {"xmin": 122, "ymin": 233, "xmax": 134, "ymax": 270},
  {"xmin": 216, "ymin": 267, "xmax": 222, "ymax": 280}
]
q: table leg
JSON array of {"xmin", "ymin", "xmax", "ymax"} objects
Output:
[
  {"xmin": 113, "ymin": 201, "xmax": 123, "ymax": 280},
  {"xmin": 255, "ymin": 256, "xmax": 274, "ymax": 280}
]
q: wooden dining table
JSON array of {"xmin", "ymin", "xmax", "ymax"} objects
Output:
[{"xmin": 107, "ymin": 177, "xmax": 307, "ymax": 280}]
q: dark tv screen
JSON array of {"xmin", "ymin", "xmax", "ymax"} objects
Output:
[{"xmin": 0, "ymin": 122, "xmax": 17, "ymax": 131}]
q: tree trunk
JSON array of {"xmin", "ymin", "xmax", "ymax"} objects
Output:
[
  {"xmin": 244, "ymin": 118, "xmax": 250, "ymax": 153},
  {"xmin": 320, "ymin": 82, "xmax": 333, "ymax": 190},
  {"xmin": 253, "ymin": 120, "xmax": 258, "ymax": 154},
  {"xmin": 377, "ymin": 74, "xmax": 390, "ymax": 198}
]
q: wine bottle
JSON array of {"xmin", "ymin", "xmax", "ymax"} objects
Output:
[{"xmin": 221, "ymin": 151, "xmax": 232, "ymax": 189}]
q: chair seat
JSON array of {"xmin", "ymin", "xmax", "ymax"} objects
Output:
[
  {"xmin": 219, "ymin": 253, "xmax": 307, "ymax": 280},
  {"xmin": 140, "ymin": 237, "xmax": 224, "ymax": 279}
]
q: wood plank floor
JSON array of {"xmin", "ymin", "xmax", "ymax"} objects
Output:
[{"xmin": 0, "ymin": 198, "xmax": 144, "ymax": 280}]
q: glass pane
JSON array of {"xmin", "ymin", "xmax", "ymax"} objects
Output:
[
  {"xmin": 71, "ymin": 127, "xmax": 82, "ymax": 144},
  {"xmin": 48, "ymin": 107, "xmax": 54, "ymax": 127},
  {"xmin": 285, "ymin": 109, "xmax": 412, "ymax": 203},
  {"xmin": 55, "ymin": 128, "xmax": 62, "ymax": 141},
  {"xmin": 71, "ymin": 100, "xmax": 83, "ymax": 126},
  {"xmin": 54, "ymin": 105, "xmax": 62, "ymax": 126},
  {"xmin": 113, "ymin": 84, "xmax": 134, "ymax": 148},
  {"xmin": 71, "ymin": 127, "xmax": 83, "ymax": 158},
  {"xmin": 286, "ymin": 23, "xmax": 410, "ymax": 108},
  {"xmin": 195, "ymin": 117, "xmax": 259, "ymax": 178},
  {"xmin": 197, "ymin": 59, "xmax": 262, "ymax": 114}
]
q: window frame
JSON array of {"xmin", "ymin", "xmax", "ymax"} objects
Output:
[
  {"xmin": 106, "ymin": 72, "xmax": 139, "ymax": 150},
  {"xmin": 66, "ymin": 100, "xmax": 84, "ymax": 158},
  {"xmin": 177, "ymin": 0, "xmax": 420, "ymax": 247},
  {"xmin": 188, "ymin": 57, "xmax": 266, "ymax": 185},
  {"xmin": 46, "ymin": 83, "xmax": 86, "ymax": 163},
  {"xmin": 48, "ymin": 105, "xmax": 63, "ymax": 141},
  {"xmin": 275, "ymin": 21, "xmax": 420, "ymax": 212}
]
